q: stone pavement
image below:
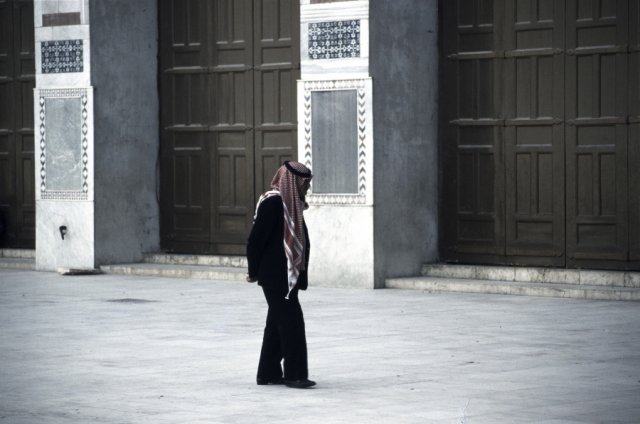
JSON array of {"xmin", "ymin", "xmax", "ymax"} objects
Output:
[{"xmin": 1, "ymin": 269, "xmax": 639, "ymax": 424}]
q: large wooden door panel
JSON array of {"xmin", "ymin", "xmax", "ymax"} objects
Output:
[
  {"xmin": 441, "ymin": 0, "xmax": 506, "ymax": 261},
  {"xmin": 209, "ymin": 0, "xmax": 253, "ymax": 254},
  {"xmin": 169, "ymin": 133, "xmax": 210, "ymax": 241},
  {"xmin": 0, "ymin": 0, "xmax": 16, "ymax": 246},
  {"xmin": 630, "ymin": 121, "xmax": 640, "ymax": 261},
  {"xmin": 565, "ymin": 0, "xmax": 629, "ymax": 264},
  {"xmin": 16, "ymin": 0, "xmax": 34, "ymax": 248},
  {"xmin": 160, "ymin": 0, "xmax": 299, "ymax": 254},
  {"xmin": 630, "ymin": 0, "xmax": 640, "ymax": 261},
  {"xmin": 0, "ymin": 0, "xmax": 34, "ymax": 249},
  {"xmin": 503, "ymin": 0, "xmax": 564, "ymax": 262},
  {"xmin": 441, "ymin": 0, "xmax": 638, "ymax": 268},
  {"xmin": 160, "ymin": 0, "xmax": 211, "ymax": 251},
  {"xmin": 211, "ymin": 128, "xmax": 254, "ymax": 253},
  {"xmin": 253, "ymin": 0, "xmax": 299, "ymax": 194}
]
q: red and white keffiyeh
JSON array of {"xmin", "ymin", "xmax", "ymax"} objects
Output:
[{"xmin": 254, "ymin": 161, "xmax": 312, "ymax": 298}]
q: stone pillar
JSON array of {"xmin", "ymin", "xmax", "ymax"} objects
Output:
[
  {"xmin": 370, "ymin": 1, "xmax": 439, "ymax": 286},
  {"xmin": 33, "ymin": 0, "xmax": 158, "ymax": 271},
  {"xmin": 299, "ymin": 0, "xmax": 375, "ymax": 288},
  {"xmin": 34, "ymin": 0, "xmax": 94, "ymax": 270},
  {"xmin": 299, "ymin": 0, "xmax": 439, "ymax": 288},
  {"xmin": 88, "ymin": 0, "xmax": 159, "ymax": 266}
]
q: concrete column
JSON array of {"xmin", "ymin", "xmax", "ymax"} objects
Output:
[
  {"xmin": 370, "ymin": 1, "xmax": 439, "ymax": 286},
  {"xmin": 34, "ymin": 0, "xmax": 94, "ymax": 271},
  {"xmin": 89, "ymin": 0, "xmax": 159, "ymax": 265}
]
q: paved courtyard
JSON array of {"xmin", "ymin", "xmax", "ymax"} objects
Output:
[{"xmin": 0, "ymin": 269, "xmax": 639, "ymax": 423}]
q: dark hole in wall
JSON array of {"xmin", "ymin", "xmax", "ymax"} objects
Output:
[{"xmin": 43, "ymin": 12, "xmax": 81, "ymax": 27}]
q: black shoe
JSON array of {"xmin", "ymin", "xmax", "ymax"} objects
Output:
[
  {"xmin": 284, "ymin": 379, "xmax": 316, "ymax": 389},
  {"xmin": 257, "ymin": 377, "xmax": 284, "ymax": 385}
]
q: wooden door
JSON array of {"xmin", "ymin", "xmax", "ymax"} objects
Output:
[
  {"xmin": 209, "ymin": 0, "xmax": 254, "ymax": 254},
  {"xmin": 160, "ymin": 0, "xmax": 299, "ymax": 254},
  {"xmin": 160, "ymin": 0, "xmax": 212, "ymax": 253},
  {"xmin": 630, "ymin": 0, "xmax": 640, "ymax": 261},
  {"xmin": 565, "ymin": 0, "xmax": 629, "ymax": 267},
  {"xmin": 253, "ymin": 0, "xmax": 299, "ymax": 197},
  {"xmin": 441, "ymin": 0, "xmax": 507, "ymax": 263},
  {"xmin": 0, "ymin": 0, "xmax": 35, "ymax": 248},
  {"xmin": 503, "ymin": 0, "xmax": 565, "ymax": 265},
  {"xmin": 441, "ymin": 0, "xmax": 639, "ymax": 269}
]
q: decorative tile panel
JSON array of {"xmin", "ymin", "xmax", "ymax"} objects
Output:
[
  {"xmin": 41, "ymin": 39, "xmax": 84, "ymax": 73},
  {"xmin": 308, "ymin": 20, "xmax": 360, "ymax": 59},
  {"xmin": 38, "ymin": 88, "xmax": 90, "ymax": 201}
]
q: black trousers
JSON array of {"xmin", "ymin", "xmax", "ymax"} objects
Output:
[{"xmin": 257, "ymin": 286, "xmax": 308, "ymax": 381}]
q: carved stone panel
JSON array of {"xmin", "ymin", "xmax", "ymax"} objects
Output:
[
  {"xmin": 299, "ymin": 78, "xmax": 373, "ymax": 205},
  {"xmin": 37, "ymin": 88, "xmax": 91, "ymax": 201},
  {"xmin": 44, "ymin": 97, "xmax": 83, "ymax": 191},
  {"xmin": 311, "ymin": 90, "xmax": 358, "ymax": 193}
]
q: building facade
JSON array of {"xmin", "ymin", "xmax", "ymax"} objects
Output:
[{"xmin": 0, "ymin": 0, "xmax": 637, "ymax": 288}]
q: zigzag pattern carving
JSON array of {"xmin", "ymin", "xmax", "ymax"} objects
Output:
[
  {"xmin": 303, "ymin": 79, "xmax": 369, "ymax": 205},
  {"xmin": 357, "ymin": 88, "xmax": 366, "ymax": 195},
  {"xmin": 304, "ymin": 91, "xmax": 312, "ymax": 170},
  {"xmin": 38, "ymin": 88, "xmax": 89, "ymax": 201},
  {"xmin": 303, "ymin": 79, "xmax": 367, "ymax": 91}
]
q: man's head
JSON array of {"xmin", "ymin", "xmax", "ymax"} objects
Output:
[{"xmin": 278, "ymin": 161, "xmax": 312, "ymax": 200}]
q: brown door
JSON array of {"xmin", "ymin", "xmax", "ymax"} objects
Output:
[
  {"xmin": 441, "ymin": 0, "xmax": 639, "ymax": 270},
  {"xmin": 159, "ymin": 0, "xmax": 299, "ymax": 255},
  {"xmin": 631, "ymin": 0, "xmax": 640, "ymax": 261},
  {"xmin": 0, "ymin": 0, "xmax": 35, "ymax": 249},
  {"xmin": 565, "ymin": 0, "xmax": 630, "ymax": 268},
  {"xmin": 441, "ymin": 0, "xmax": 506, "ymax": 263},
  {"xmin": 503, "ymin": 0, "xmax": 565, "ymax": 266}
]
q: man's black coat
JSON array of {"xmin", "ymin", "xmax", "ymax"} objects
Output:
[{"xmin": 247, "ymin": 195, "xmax": 310, "ymax": 295}]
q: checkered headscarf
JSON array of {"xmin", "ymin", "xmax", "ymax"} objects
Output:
[{"xmin": 266, "ymin": 161, "xmax": 312, "ymax": 297}]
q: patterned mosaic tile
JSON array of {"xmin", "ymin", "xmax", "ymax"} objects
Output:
[
  {"xmin": 308, "ymin": 20, "xmax": 360, "ymax": 60},
  {"xmin": 41, "ymin": 39, "xmax": 84, "ymax": 73}
]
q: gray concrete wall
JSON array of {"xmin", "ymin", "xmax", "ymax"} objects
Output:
[
  {"xmin": 370, "ymin": 0, "xmax": 439, "ymax": 287},
  {"xmin": 90, "ymin": 0, "xmax": 159, "ymax": 264}
]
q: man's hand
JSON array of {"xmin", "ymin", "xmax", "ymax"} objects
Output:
[{"xmin": 246, "ymin": 274, "xmax": 258, "ymax": 283}]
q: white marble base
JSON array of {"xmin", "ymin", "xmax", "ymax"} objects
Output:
[
  {"xmin": 305, "ymin": 205, "xmax": 374, "ymax": 288},
  {"xmin": 36, "ymin": 200, "xmax": 94, "ymax": 271}
]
